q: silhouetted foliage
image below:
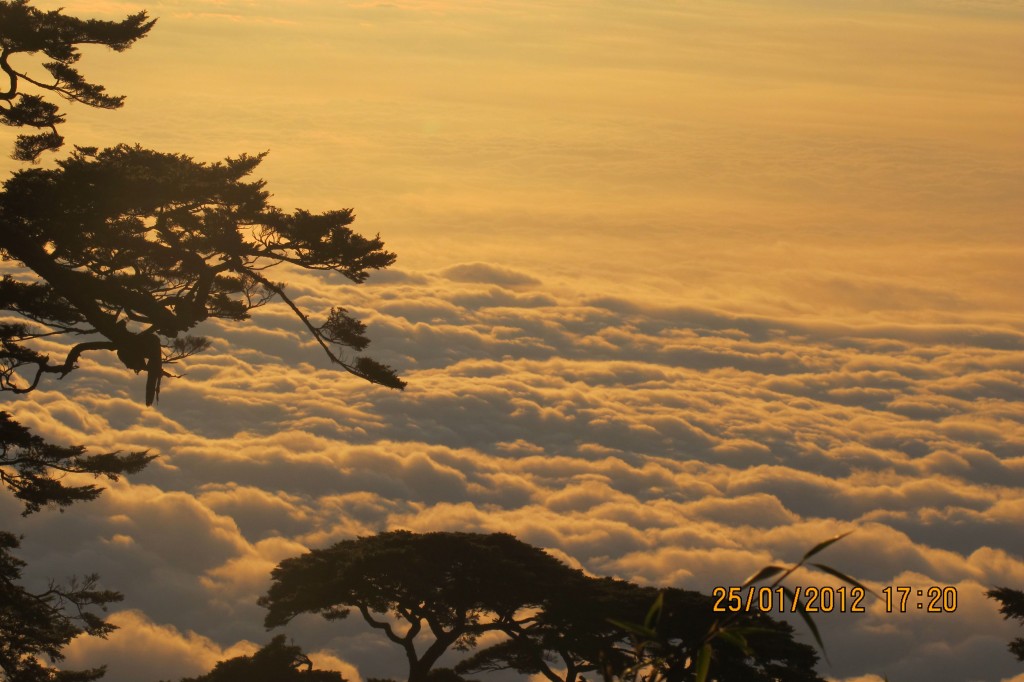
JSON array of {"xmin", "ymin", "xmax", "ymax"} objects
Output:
[
  {"xmin": 261, "ymin": 531, "xmax": 582, "ymax": 682},
  {"xmin": 0, "ymin": 413, "xmax": 141, "ymax": 682},
  {"xmin": 0, "ymin": 531, "xmax": 121, "ymax": 682},
  {"xmin": 655, "ymin": 591, "xmax": 823, "ymax": 682},
  {"xmin": 458, "ymin": 579, "xmax": 824, "ymax": 682},
  {"xmin": 424, "ymin": 669, "xmax": 476, "ymax": 682},
  {"xmin": 263, "ymin": 532, "xmax": 826, "ymax": 682},
  {"xmin": 0, "ymin": 144, "xmax": 405, "ymax": 404},
  {"xmin": 988, "ymin": 587, "xmax": 1024, "ymax": 662},
  {"xmin": 0, "ymin": 0, "xmax": 154, "ymax": 161},
  {"xmin": 1, "ymin": 2, "xmax": 402, "ymax": 406},
  {"xmin": 456, "ymin": 576, "xmax": 655, "ymax": 682},
  {"xmin": 0, "ymin": 411, "xmax": 152, "ymax": 515},
  {"xmin": 172, "ymin": 635, "xmax": 346, "ymax": 682},
  {"xmin": 366, "ymin": 671, "xmax": 476, "ymax": 682}
]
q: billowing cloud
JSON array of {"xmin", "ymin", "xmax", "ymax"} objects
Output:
[
  {"xmin": 62, "ymin": 610, "xmax": 260, "ymax": 682},
  {"xmin": 5, "ymin": 261, "xmax": 1023, "ymax": 681}
]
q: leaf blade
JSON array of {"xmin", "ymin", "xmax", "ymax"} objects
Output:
[
  {"xmin": 800, "ymin": 531, "xmax": 853, "ymax": 563},
  {"xmin": 742, "ymin": 565, "xmax": 786, "ymax": 587},
  {"xmin": 782, "ymin": 586, "xmax": 829, "ymax": 664},
  {"xmin": 694, "ymin": 643, "xmax": 712, "ymax": 682}
]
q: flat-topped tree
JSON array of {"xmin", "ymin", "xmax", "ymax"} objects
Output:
[
  {"xmin": 0, "ymin": 2, "xmax": 404, "ymax": 404},
  {"xmin": 261, "ymin": 531, "xmax": 583, "ymax": 682}
]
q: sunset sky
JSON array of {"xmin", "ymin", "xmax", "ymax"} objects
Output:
[{"xmin": 2, "ymin": 1, "xmax": 1024, "ymax": 681}]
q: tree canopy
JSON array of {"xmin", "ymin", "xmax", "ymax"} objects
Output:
[
  {"xmin": 0, "ymin": 144, "xmax": 405, "ymax": 404},
  {"xmin": 261, "ymin": 531, "xmax": 583, "ymax": 682},
  {"xmin": 455, "ymin": 575, "xmax": 656, "ymax": 682}
]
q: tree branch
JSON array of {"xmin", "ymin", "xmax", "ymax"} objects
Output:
[
  {"xmin": 358, "ymin": 604, "xmax": 409, "ymax": 647},
  {"xmin": 0, "ymin": 48, "xmax": 17, "ymax": 100},
  {"xmin": 7, "ymin": 340, "xmax": 115, "ymax": 394}
]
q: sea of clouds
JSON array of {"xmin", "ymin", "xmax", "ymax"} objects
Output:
[{"xmin": 3, "ymin": 260, "xmax": 1023, "ymax": 682}]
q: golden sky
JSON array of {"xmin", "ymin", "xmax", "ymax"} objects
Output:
[
  {"xmin": 12, "ymin": 0, "xmax": 1024, "ymax": 316},
  {"xmin": 3, "ymin": 1, "xmax": 1024, "ymax": 681}
]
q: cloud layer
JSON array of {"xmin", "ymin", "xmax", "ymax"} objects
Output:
[{"xmin": 4, "ymin": 262, "xmax": 1023, "ymax": 682}]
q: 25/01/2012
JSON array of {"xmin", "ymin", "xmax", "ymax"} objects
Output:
[{"xmin": 711, "ymin": 586, "xmax": 866, "ymax": 613}]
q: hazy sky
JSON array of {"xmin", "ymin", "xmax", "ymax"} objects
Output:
[{"xmin": 3, "ymin": 1, "xmax": 1023, "ymax": 681}]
